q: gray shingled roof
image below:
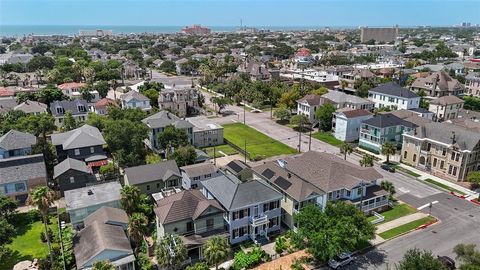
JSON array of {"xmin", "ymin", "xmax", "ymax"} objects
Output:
[
  {"xmin": 124, "ymin": 160, "xmax": 180, "ymax": 185},
  {"xmin": 53, "ymin": 158, "xmax": 90, "ymax": 179},
  {"xmin": 142, "ymin": 110, "xmax": 193, "ymax": 129},
  {"xmin": 0, "ymin": 154, "xmax": 46, "ymax": 185},
  {"xmin": 50, "ymin": 100, "xmax": 88, "ymax": 117},
  {"xmin": 14, "ymin": 100, "xmax": 47, "ymax": 114},
  {"xmin": 323, "ymin": 90, "xmax": 373, "ymax": 105},
  {"xmin": 51, "ymin": 124, "xmax": 106, "ymax": 150},
  {"xmin": 0, "ymin": 130, "xmax": 36, "ymax": 151},
  {"xmin": 180, "ymin": 163, "xmax": 218, "ymax": 178},
  {"xmin": 369, "ymin": 82, "xmax": 419, "ymax": 98},
  {"xmin": 430, "ymin": 95, "xmax": 464, "ymax": 106},
  {"xmin": 410, "ymin": 122, "xmax": 480, "ymax": 151},
  {"xmin": 202, "ymin": 174, "xmax": 282, "ymax": 211},
  {"xmin": 83, "ymin": 206, "xmax": 129, "ymax": 228},
  {"xmin": 362, "ymin": 113, "xmax": 418, "ymax": 128},
  {"xmin": 120, "ymin": 90, "xmax": 149, "ymax": 102}
]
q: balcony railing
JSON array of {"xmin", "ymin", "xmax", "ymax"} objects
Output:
[{"xmin": 250, "ymin": 214, "xmax": 269, "ymax": 227}]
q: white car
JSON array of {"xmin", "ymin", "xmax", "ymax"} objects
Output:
[
  {"xmin": 251, "ymin": 108, "xmax": 263, "ymax": 113},
  {"xmin": 328, "ymin": 252, "xmax": 353, "ymax": 269}
]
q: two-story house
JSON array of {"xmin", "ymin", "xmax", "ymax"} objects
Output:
[
  {"xmin": 58, "ymin": 82, "xmax": 100, "ymax": 102},
  {"xmin": 158, "ymin": 88, "xmax": 199, "ymax": 118},
  {"xmin": 368, "ymin": 82, "xmax": 420, "ymax": 110},
  {"xmin": 339, "ymin": 68, "xmax": 376, "ymax": 91},
  {"xmin": 202, "ymin": 174, "xmax": 283, "ymax": 244},
  {"xmin": 252, "ymin": 151, "xmax": 388, "ymax": 229},
  {"xmin": 154, "ymin": 189, "xmax": 226, "ymax": 263},
  {"xmin": 142, "ymin": 111, "xmax": 193, "ymax": 150},
  {"xmin": 322, "ymin": 90, "xmax": 375, "ymax": 111},
  {"xmin": 333, "ymin": 109, "xmax": 373, "ymax": 142},
  {"xmin": 53, "ymin": 158, "xmax": 95, "ymax": 195},
  {"xmin": 0, "ymin": 130, "xmax": 36, "ymax": 159},
  {"xmin": 120, "ymin": 90, "xmax": 152, "ymax": 112},
  {"xmin": 180, "ymin": 163, "xmax": 223, "ymax": 189},
  {"xmin": 410, "ymin": 71, "xmax": 464, "ymax": 98},
  {"xmin": 51, "ymin": 124, "xmax": 107, "ymax": 169},
  {"xmin": 296, "ymin": 94, "xmax": 333, "ymax": 122},
  {"xmin": 13, "ymin": 100, "xmax": 48, "ymax": 115},
  {"xmin": 401, "ymin": 122, "xmax": 480, "ymax": 182},
  {"xmin": 186, "ymin": 116, "xmax": 224, "ymax": 148},
  {"xmin": 428, "ymin": 95, "xmax": 464, "ymax": 122},
  {"xmin": 465, "ymin": 72, "xmax": 480, "ymax": 97},
  {"xmin": 124, "ymin": 160, "xmax": 182, "ymax": 195},
  {"xmin": 50, "ymin": 100, "xmax": 90, "ymax": 127}
]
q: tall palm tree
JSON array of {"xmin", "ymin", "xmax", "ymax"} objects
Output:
[
  {"xmin": 380, "ymin": 180, "xmax": 396, "ymax": 200},
  {"xmin": 27, "ymin": 186, "xmax": 55, "ymax": 264},
  {"xmin": 340, "ymin": 142, "xmax": 353, "ymax": 160},
  {"xmin": 359, "ymin": 153, "xmax": 374, "ymax": 167},
  {"xmin": 204, "ymin": 236, "xmax": 230, "ymax": 270},
  {"xmin": 120, "ymin": 185, "xmax": 141, "ymax": 216},
  {"xmin": 128, "ymin": 212, "xmax": 148, "ymax": 249},
  {"xmin": 156, "ymin": 234, "xmax": 188, "ymax": 270},
  {"xmin": 92, "ymin": 260, "xmax": 115, "ymax": 270},
  {"xmin": 381, "ymin": 142, "xmax": 397, "ymax": 164}
]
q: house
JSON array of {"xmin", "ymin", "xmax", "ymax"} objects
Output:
[
  {"xmin": 401, "ymin": 122, "xmax": 480, "ymax": 182},
  {"xmin": 119, "ymin": 90, "xmax": 152, "ymax": 111},
  {"xmin": 368, "ymin": 82, "xmax": 420, "ymax": 110},
  {"xmin": 0, "ymin": 98, "xmax": 18, "ymax": 114},
  {"xmin": 158, "ymin": 88, "xmax": 200, "ymax": 117},
  {"xmin": 50, "ymin": 100, "xmax": 89, "ymax": 127},
  {"xmin": 251, "ymin": 151, "xmax": 387, "ymax": 229},
  {"xmin": 202, "ymin": 174, "xmax": 283, "ymax": 244},
  {"xmin": 224, "ymin": 160, "xmax": 252, "ymax": 181},
  {"xmin": 237, "ymin": 60, "xmax": 272, "ymax": 81},
  {"xmin": 51, "ymin": 125, "xmax": 107, "ymax": 169},
  {"xmin": 332, "ymin": 109, "xmax": 373, "ymax": 142},
  {"xmin": 465, "ymin": 72, "xmax": 480, "ymax": 98},
  {"xmin": 359, "ymin": 113, "xmax": 418, "ymax": 154},
  {"xmin": 0, "ymin": 130, "xmax": 36, "ymax": 159},
  {"xmin": 296, "ymin": 94, "xmax": 333, "ymax": 122},
  {"xmin": 83, "ymin": 206, "xmax": 129, "ymax": 230},
  {"xmin": 73, "ymin": 221, "xmax": 135, "ymax": 270},
  {"xmin": 142, "ymin": 111, "xmax": 193, "ymax": 150},
  {"xmin": 53, "ymin": 158, "xmax": 95, "ymax": 195},
  {"xmin": 124, "ymin": 160, "xmax": 181, "ymax": 195},
  {"xmin": 410, "ymin": 71, "xmax": 464, "ymax": 98},
  {"xmin": 175, "ymin": 58, "xmax": 191, "ymax": 75},
  {"xmin": 294, "ymin": 48, "xmax": 314, "ymax": 64},
  {"xmin": 186, "ymin": 116, "xmax": 224, "ymax": 147},
  {"xmin": 428, "ymin": 96, "xmax": 464, "ymax": 122},
  {"xmin": 322, "ymin": 90, "xmax": 375, "ymax": 111},
  {"xmin": 94, "ymin": 98, "xmax": 117, "ymax": 115},
  {"xmin": 58, "ymin": 82, "xmax": 100, "ymax": 102},
  {"xmin": 13, "ymin": 100, "xmax": 48, "ymax": 115},
  {"xmin": 180, "ymin": 163, "xmax": 222, "ymax": 189},
  {"xmin": 0, "ymin": 154, "xmax": 47, "ymax": 203},
  {"xmin": 339, "ymin": 68, "xmax": 376, "ymax": 91},
  {"xmin": 65, "ymin": 181, "xmax": 122, "ymax": 228},
  {"xmin": 154, "ymin": 189, "xmax": 226, "ymax": 262}
]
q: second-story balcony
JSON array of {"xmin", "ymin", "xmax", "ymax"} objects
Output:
[{"xmin": 250, "ymin": 214, "xmax": 269, "ymax": 227}]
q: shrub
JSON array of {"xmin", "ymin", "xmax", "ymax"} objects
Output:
[
  {"xmin": 232, "ymin": 246, "xmax": 269, "ymax": 270},
  {"xmin": 40, "ymin": 228, "xmax": 53, "ymax": 243},
  {"xmin": 275, "ymin": 236, "xmax": 287, "ymax": 254}
]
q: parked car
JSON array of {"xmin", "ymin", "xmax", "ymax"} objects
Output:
[
  {"xmin": 437, "ymin": 256, "xmax": 456, "ymax": 270},
  {"xmin": 251, "ymin": 108, "xmax": 262, "ymax": 113},
  {"xmin": 328, "ymin": 252, "xmax": 353, "ymax": 269},
  {"xmin": 381, "ymin": 163, "xmax": 395, "ymax": 173}
]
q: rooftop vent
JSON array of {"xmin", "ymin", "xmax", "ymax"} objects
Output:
[
  {"xmin": 277, "ymin": 159, "xmax": 288, "ymax": 168},
  {"xmin": 87, "ymin": 189, "xmax": 93, "ymax": 195}
]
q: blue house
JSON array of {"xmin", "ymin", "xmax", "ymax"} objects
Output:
[{"xmin": 0, "ymin": 130, "xmax": 36, "ymax": 159}]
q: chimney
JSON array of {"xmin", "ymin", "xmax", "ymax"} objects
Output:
[
  {"xmin": 87, "ymin": 189, "xmax": 93, "ymax": 195},
  {"xmin": 451, "ymin": 131, "xmax": 456, "ymax": 144}
]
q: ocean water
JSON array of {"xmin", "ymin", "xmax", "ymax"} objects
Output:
[{"xmin": 0, "ymin": 25, "xmax": 350, "ymax": 37}]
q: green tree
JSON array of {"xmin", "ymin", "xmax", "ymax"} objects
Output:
[
  {"xmin": 380, "ymin": 180, "xmax": 396, "ymax": 200},
  {"xmin": 108, "ymin": 107, "xmax": 147, "ymax": 122},
  {"xmin": 0, "ymin": 218, "xmax": 15, "ymax": 245},
  {"xmin": 290, "ymin": 114, "xmax": 310, "ymax": 131},
  {"xmin": 210, "ymin": 96, "xmax": 231, "ymax": 114},
  {"xmin": 395, "ymin": 248, "xmax": 447, "ymax": 270},
  {"xmin": 79, "ymin": 87, "xmax": 95, "ymax": 102},
  {"xmin": 86, "ymin": 112, "xmax": 108, "ymax": 131},
  {"xmin": 273, "ymin": 106, "xmax": 291, "ymax": 122},
  {"xmin": 26, "ymin": 186, "xmax": 55, "ymax": 264},
  {"xmin": 120, "ymin": 185, "xmax": 142, "ymax": 216},
  {"xmin": 294, "ymin": 202, "xmax": 375, "ymax": 262},
  {"xmin": 315, "ymin": 103, "xmax": 336, "ymax": 131},
  {"xmin": 159, "ymin": 60, "xmax": 176, "ymax": 73},
  {"xmin": 62, "ymin": 111, "xmax": 78, "ymax": 131},
  {"xmin": 143, "ymin": 89, "xmax": 159, "ymax": 108},
  {"xmin": 310, "ymin": 86, "xmax": 328, "ymax": 96},
  {"xmin": 168, "ymin": 145, "xmax": 197, "ymax": 166},
  {"xmin": 277, "ymin": 90, "xmax": 300, "ymax": 112},
  {"xmin": 95, "ymin": 81, "xmax": 110, "ymax": 98},
  {"xmin": 381, "ymin": 142, "xmax": 396, "ymax": 164},
  {"xmin": 128, "ymin": 212, "xmax": 148, "ymax": 249},
  {"xmin": 35, "ymin": 85, "xmax": 66, "ymax": 105},
  {"xmin": 92, "ymin": 260, "xmax": 115, "ymax": 270},
  {"xmin": 340, "ymin": 142, "xmax": 353, "ymax": 160},
  {"xmin": 204, "ymin": 236, "xmax": 230, "ymax": 270},
  {"xmin": 360, "ymin": 153, "xmax": 374, "ymax": 167},
  {"xmin": 157, "ymin": 125, "xmax": 189, "ymax": 154},
  {"xmin": 467, "ymin": 171, "xmax": 480, "ymax": 187},
  {"xmin": 454, "ymin": 244, "xmax": 480, "ymax": 269},
  {"xmin": 156, "ymin": 234, "xmax": 188, "ymax": 270},
  {"xmin": 0, "ymin": 195, "xmax": 18, "ymax": 220},
  {"xmin": 186, "ymin": 262, "xmax": 209, "ymax": 270}
]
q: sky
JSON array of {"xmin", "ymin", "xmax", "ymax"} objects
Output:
[{"xmin": 0, "ymin": 0, "xmax": 479, "ymax": 27}]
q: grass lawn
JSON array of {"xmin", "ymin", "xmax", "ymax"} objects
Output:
[
  {"xmin": 379, "ymin": 216, "xmax": 436, "ymax": 240},
  {"xmin": 394, "ymin": 166, "xmax": 421, "ymax": 178},
  {"xmin": 368, "ymin": 204, "xmax": 417, "ymax": 224},
  {"xmin": 424, "ymin": 178, "xmax": 466, "ymax": 195},
  {"xmin": 312, "ymin": 132, "xmax": 343, "ymax": 147},
  {"xmin": 223, "ymin": 123, "xmax": 297, "ymax": 160},
  {"xmin": 0, "ymin": 211, "xmax": 59, "ymax": 270},
  {"xmin": 203, "ymin": 144, "xmax": 238, "ymax": 158}
]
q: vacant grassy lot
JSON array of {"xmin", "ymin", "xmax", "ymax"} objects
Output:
[
  {"xmin": 223, "ymin": 123, "xmax": 297, "ymax": 160},
  {"xmin": 312, "ymin": 132, "xmax": 343, "ymax": 147},
  {"xmin": 203, "ymin": 144, "xmax": 238, "ymax": 158},
  {"xmin": 379, "ymin": 216, "xmax": 436, "ymax": 240},
  {"xmin": 425, "ymin": 178, "xmax": 466, "ymax": 195},
  {"xmin": 368, "ymin": 204, "xmax": 417, "ymax": 224}
]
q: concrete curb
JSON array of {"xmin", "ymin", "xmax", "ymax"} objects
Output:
[{"xmin": 375, "ymin": 216, "xmax": 440, "ymax": 245}]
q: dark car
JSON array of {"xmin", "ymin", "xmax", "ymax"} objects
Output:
[
  {"xmin": 381, "ymin": 163, "xmax": 395, "ymax": 173},
  {"xmin": 437, "ymin": 256, "xmax": 456, "ymax": 270}
]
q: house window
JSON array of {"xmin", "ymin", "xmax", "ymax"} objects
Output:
[
  {"xmin": 413, "ymin": 154, "xmax": 417, "ymax": 162},
  {"xmin": 442, "ymin": 149, "xmax": 446, "ymax": 156},
  {"xmin": 186, "ymin": 221, "xmax": 194, "ymax": 232},
  {"xmin": 90, "ymin": 147, "xmax": 95, "ymax": 153},
  {"xmin": 453, "ymin": 166, "xmax": 457, "ymax": 176},
  {"xmin": 440, "ymin": 160, "xmax": 445, "ymax": 169},
  {"xmin": 14, "ymin": 182, "xmax": 26, "ymax": 192},
  {"xmin": 193, "ymin": 176, "xmax": 201, "ymax": 181},
  {"xmin": 146, "ymin": 185, "xmax": 150, "ymax": 191},
  {"xmin": 206, "ymin": 219, "xmax": 214, "ymax": 230},
  {"xmin": 433, "ymin": 158, "xmax": 437, "ymax": 167},
  {"xmin": 269, "ymin": 217, "xmax": 279, "ymax": 228},
  {"xmin": 233, "ymin": 209, "xmax": 249, "ymax": 221},
  {"xmin": 191, "ymin": 184, "xmax": 198, "ymax": 189},
  {"xmin": 448, "ymin": 165, "xmax": 453, "ymax": 174},
  {"xmin": 74, "ymin": 149, "xmax": 80, "ymax": 155},
  {"xmin": 69, "ymin": 177, "xmax": 75, "ymax": 183},
  {"xmin": 357, "ymin": 188, "xmax": 362, "ymax": 196},
  {"xmin": 404, "ymin": 151, "xmax": 407, "ymax": 159},
  {"xmin": 205, "ymin": 174, "xmax": 212, "ymax": 178}
]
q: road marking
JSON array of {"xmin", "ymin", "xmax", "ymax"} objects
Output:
[
  {"xmin": 399, "ymin": 187, "xmax": 410, "ymax": 194},
  {"xmin": 417, "ymin": 201, "xmax": 439, "ymax": 210}
]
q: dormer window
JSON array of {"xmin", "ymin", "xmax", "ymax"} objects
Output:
[
  {"xmin": 78, "ymin": 105, "xmax": 86, "ymax": 112},
  {"xmin": 56, "ymin": 107, "xmax": 65, "ymax": 114}
]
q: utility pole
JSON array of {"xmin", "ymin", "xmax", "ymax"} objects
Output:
[
  {"xmin": 298, "ymin": 128, "xmax": 302, "ymax": 153},
  {"xmin": 359, "ymin": 180, "xmax": 365, "ymax": 213},
  {"xmin": 213, "ymin": 146, "xmax": 216, "ymax": 166},
  {"xmin": 243, "ymin": 100, "xmax": 246, "ymax": 125},
  {"xmin": 244, "ymin": 140, "xmax": 247, "ymax": 163},
  {"xmin": 309, "ymin": 129, "xmax": 312, "ymax": 151}
]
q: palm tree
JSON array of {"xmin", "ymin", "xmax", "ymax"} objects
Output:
[
  {"xmin": 381, "ymin": 142, "xmax": 397, "ymax": 164},
  {"xmin": 359, "ymin": 153, "xmax": 374, "ymax": 167},
  {"xmin": 340, "ymin": 142, "xmax": 353, "ymax": 160},
  {"xmin": 92, "ymin": 260, "xmax": 115, "ymax": 270},
  {"xmin": 128, "ymin": 212, "xmax": 148, "ymax": 249},
  {"xmin": 156, "ymin": 234, "xmax": 188, "ymax": 269},
  {"xmin": 204, "ymin": 236, "xmax": 230, "ymax": 270},
  {"xmin": 27, "ymin": 186, "xmax": 55, "ymax": 264},
  {"xmin": 120, "ymin": 185, "xmax": 141, "ymax": 216},
  {"xmin": 380, "ymin": 180, "xmax": 396, "ymax": 200}
]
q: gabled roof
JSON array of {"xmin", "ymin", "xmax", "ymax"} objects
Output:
[
  {"xmin": 180, "ymin": 163, "xmax": 218, "ymax": 178},
  {"xmin": 322, "ymin": 90, "xmax": 373, "ymax": 105},
  {"xmin": 430, "ymin": 95, "xmax": 464, "ymax": 106},
  {"xmin": 51, "ymin": 124, "xmax": 106, "ymax": 150},
  {"xmin": 335, "ymin": 109, "xmax": 372, "ymax": 118},
  {"xmin": 53, "ymin": 158, "xmax": 90, "ymax": 179},
  {"xmin": 0, "ymin": 130, "xmax": 36, "ymax": 151},
  {"xmin": 14, "ymin": 100, "xmax": 48, "ymax": 114},
  {"xmin": 154, "ymin": 189, "xmax": 224, "ymax": 224},
  {"xmin": 142, "ymin": 110, "xmax": 193, "ymax": 129},
  {"xmin": 362, "ymin": 113, "xmax": 417, "ymax": 128},
  {"xmin": 124, "ymin": 160, "xmax": 180, "ymax": 185},
  {"xmin": 84, "ymin": 206, "xmax": 129, "ymax": 228},
  {"xmin": 224, "ymin": 160, "xmax": 249, "ymax": 174},
  {"xmin": 120, "ymin": 90, "xmax": 149, "ymax": 102},
  {"xmin": 58, "ymin": 82, "xmax": 86, "ymax": 90},
  {"xmin": 412, "ymin": 71, "xmax": 464, "ymax": 92},
  {"xmin": 202, "ymin": 174, "xmax": 282, "ymax": 211},
  {"xmin": 50, "ymin": 100, "xmax": 89, "ymax": 117},
  {"xmin": 297, "ymin": 94, "xmax": 331, "ymax": 106},
  {"xmin": 369, "ymin": 82, "xmax": 419, "ymax": 98},
  {"xmin": 408, "ymin": 122, "xmax": 480, "ymax": 151},
  {"xmin": 0, "ymin": 154, "xmax": 46, "ymax": 185}
]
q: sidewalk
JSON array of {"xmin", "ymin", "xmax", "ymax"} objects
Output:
[{"xmin": 376, "ymin": 212, "xmax": 429, "ymax": 234}]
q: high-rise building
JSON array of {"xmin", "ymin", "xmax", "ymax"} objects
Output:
[{"xmin": 360, "ymin": 26, "xmax": 399, "ymax": 43}]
